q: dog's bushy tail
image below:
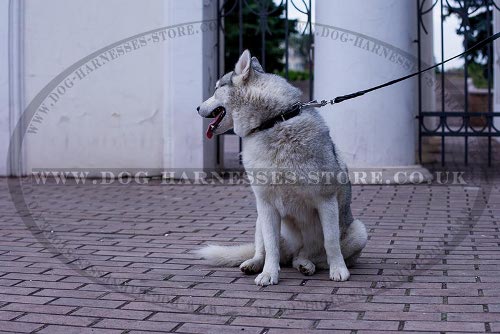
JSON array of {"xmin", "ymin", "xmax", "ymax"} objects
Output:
[
  {"xmin": 341, "ymin": 219, "xmax": 368, "ymax": 267},
  {"xmin": 195, "ymin": 243, "xmax": 255, "ymax": 267}
]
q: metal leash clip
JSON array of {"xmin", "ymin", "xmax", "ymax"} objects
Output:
[{"xmin": 300, "ymin": 100, "xmax": 334, "ymax": 109}]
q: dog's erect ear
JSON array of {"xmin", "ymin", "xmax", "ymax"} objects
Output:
[
  {"xmin": 251, "ymin": 57, "xmax": 264, "ymax": 73},
  {"xmin": 234, "ymin": 50, "xmax": 251, "ymax": 80}
]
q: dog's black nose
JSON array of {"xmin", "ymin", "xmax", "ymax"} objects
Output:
[{"xmin": 197, "ymin": 106, "xmax": 200, "ymax": 112}]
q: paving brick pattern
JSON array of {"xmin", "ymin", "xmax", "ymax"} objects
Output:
[{"xmin": 1, "ymin": 145, "xmax": 499, "ymax": 333}]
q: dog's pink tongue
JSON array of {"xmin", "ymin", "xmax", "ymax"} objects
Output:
[
  {"xmin": 206, "ymin": 125, "xmax": 214, "ymax": 139},
  {"xmin": 206, "ymin": 112, "xmax": 224, "ymax": 139}
]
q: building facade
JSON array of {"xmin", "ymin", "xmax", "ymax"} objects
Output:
[{"xmin": 0, "ymin": 0, "xmax": 497, "ymax": 176}]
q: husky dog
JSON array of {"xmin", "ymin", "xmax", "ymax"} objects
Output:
[{"xmin": 196, "ymin": 50, "xmax": 367, "ymax": 286}]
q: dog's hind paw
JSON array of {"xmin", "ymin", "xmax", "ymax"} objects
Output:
[
  {"xmin": 293, "ymin": 258, "xmax": 316, "ymax": 276},
  {"xmin": 345, "ymin": 251, "xmax": 362, "ymax": 268},
  {"xmin": 329, "ymin": 264, "xmax": 350, "ymax": 282},
  {"xmin": 255, "ymin": 271, "xmax": 279, "ymax": 286},
  {"xmin": 240, "ymin": 258, "xmax": 264, "ymax": 275}
]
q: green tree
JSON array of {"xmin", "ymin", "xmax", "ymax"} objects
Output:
[
  {"xmin": 445, "ymin": 1, "xmax": 493, "ymax": 87},
  {"xmin": 222, "ymin": 0, "xmax": 297, "ymax": 74}
]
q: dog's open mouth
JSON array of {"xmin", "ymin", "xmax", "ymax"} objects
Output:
[{"xmin": 205, "ymin": 107, "xmax": 226, "ymax": 139}]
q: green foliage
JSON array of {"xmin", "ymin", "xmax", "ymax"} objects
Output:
[
  {"xmin": 274, "ymin": 69, "xmax": 310, "ymax": 81},
  {"xmin": 223, "ymin": 0, "xmax": 297, "ymax": 73},
  {"xmin": 288, "ymin": 33, "xmax": 313, "ymax": 72},
  {"xmin": 468, "ymin": 63, "xmax": 488, "ymax": 89},
  {"xmin": 444, "ymin": 1, "xmax": 492, "ymax": 85}
]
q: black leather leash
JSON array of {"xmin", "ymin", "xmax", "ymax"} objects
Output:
[
  {"xmin": 250, "ymin": 32, "xmax": 500, "ymax": 135},
  {"xmin": 313, "ymin": 31, "xmax": 500, "ymax": 107}
]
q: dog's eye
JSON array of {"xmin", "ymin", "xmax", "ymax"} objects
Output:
[{"xmin": 215, "ymin": 82, "xmax": 228, "ymax": 90}]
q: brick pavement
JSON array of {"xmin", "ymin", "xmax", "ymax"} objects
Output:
[{"xmin": 0, "ymin": 141, "xmax": 499, "ymax": 333}]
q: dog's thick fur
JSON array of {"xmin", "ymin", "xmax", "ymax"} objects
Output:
[{"xmin": 197, "ymin": 50, "xmax": 367, "ymax": 286}]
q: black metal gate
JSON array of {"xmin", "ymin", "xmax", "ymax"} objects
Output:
[
  {"xmin": 215, "ymin": 0, "xmax": 314, "ymax": 166},
  {"xmin": 417, "ymin": 0, "xmax": 500, "ymax": 166}
]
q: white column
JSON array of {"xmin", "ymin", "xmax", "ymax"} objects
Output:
[{"xmin": 315, "ymin": 0, "xmax": 418, "ymax": 167}]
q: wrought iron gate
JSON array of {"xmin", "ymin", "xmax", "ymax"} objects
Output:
[
  {"xmin": 215, "ymin": 0, "xmax": 314, "ymax": 166},
  {"xmin": 417, "ymin": 0, "xmax": 500, "ymax": 166}
]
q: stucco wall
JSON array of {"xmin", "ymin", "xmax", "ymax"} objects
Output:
[
  {"xmin": 23, "ymin": 0, "xmax": 166, "ymax": 172},
  {"xmin": 0, "ymin": 0, "xmax": 217, "ymax": 176}
]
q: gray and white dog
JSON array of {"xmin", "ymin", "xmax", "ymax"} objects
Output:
[{"xmin": 197, "ymin": 50, "xmax": 367, "ymax": 286}]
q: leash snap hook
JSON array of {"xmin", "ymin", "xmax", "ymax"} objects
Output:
[{"xmin": 301, "ymin": 99, "xmax": 332, "ymax": 109}]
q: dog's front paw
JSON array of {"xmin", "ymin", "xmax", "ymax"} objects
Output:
[
  {"xmin": 329, "ymin": 264, "xmax": 350, "ymax": 282},
  {"xmin": 240, "ymin": 258, "xmax": 264, "ymax": 275},
  {"xmin": 255, "ymin": 271, "xmax": 279, "ymax": 286}
]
